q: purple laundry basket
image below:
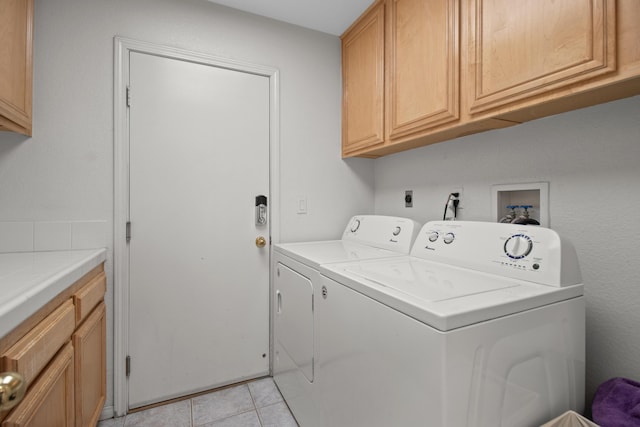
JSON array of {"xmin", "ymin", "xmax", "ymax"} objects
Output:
[{"xmin": 592, "ymin": 377, "xmax": 640, "ymax": 426}]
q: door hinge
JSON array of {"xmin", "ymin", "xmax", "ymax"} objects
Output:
[
  {"xmin": 126, "ymin": 355, "xmax": 131, "ymax": 377},
  {"xmin": 126, "ymin": 221, "xmax": 131, "ymax": 243},
  {"xmin": 126, "ymin": 86, "xmax": 131, "ymax": 108}
]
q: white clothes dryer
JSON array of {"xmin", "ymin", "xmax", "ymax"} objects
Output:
[
  {"xmin": 272, "ymin": 215, "xmax": 421, "ymax": 427},
  {"xmin": 318, "ymin": 221, "xmax": 585, "ymax": 427}
]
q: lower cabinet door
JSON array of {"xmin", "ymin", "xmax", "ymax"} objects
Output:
[
  {"xmin": 2, "ymin": 342, "xmax": 74, "ymax": 427},
  {"xmin": 72, "ymin": 302, "xmax": 106, "ymax": 427}
]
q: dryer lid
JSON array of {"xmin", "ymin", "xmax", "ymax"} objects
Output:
[{"xmin": 275, "ymin": 240, "xmax": 403, "ymax": 269}]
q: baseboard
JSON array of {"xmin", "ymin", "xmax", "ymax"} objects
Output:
[{"xmin": 100, "ymin": 405, "xmax": 116, "ymax": 421}]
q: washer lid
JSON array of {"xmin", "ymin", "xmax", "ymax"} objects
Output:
[
  {"xmin": 274, "ymin": 240, "xmax": 404, "ymax": 269},
  {"xmin": 321, "ymin": 257, "xmax": 584, "ymax": 331},
  {"xmin": 344, "ymin": 259, "xmax": 518, "ymax": 302}
]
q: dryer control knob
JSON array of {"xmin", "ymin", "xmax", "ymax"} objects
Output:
[
  {"xmin": 504, "ymin": 234, "xmax": 533, "ymax": 259},
  {"xmin": 350, "ymin": 219, "xmax": 361, "ymax": 233},
  {"xmin": 443, "ymin": 232, "xmax": 455, "ymax": 244},
  {"xmin": 392, "ymin": 226, "xmax": 401, "ymax": 236},
  {"xmin": 428, "ymin": 232, "xmax": 439, "ymax": 242}
]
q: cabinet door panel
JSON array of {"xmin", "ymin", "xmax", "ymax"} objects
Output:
[
  {"xmin": 73, "ymin": 302, "xmax": 106, "ymax": 427},
  {"xmin": 388, "ymin": 0, "xmax": 460, "ymax": 139},
  {"xmin": 73, "ymin": 272, "xmax": 106, "ymax": 325},
  {"xmin": 342, "ymin": 2, "xmax": 385, "ymax": 155},
  {"xmin": 468, "ymin": 0, "xmax": 616, "ymax": 114},
  {"xmin": 0, "ymin": 0, "xmax": 33, "ymax": 134},
  {"xmin": 2, "ymin": 300, "xmax": 75, "ymax": 388},
  {"xmin": 2, "ymin": 342, "xmax": 74, "ymax": 427}
]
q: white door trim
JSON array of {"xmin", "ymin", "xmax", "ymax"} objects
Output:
[{"xmin": 113, "ymin": 36, "xmax": 280, "ymax": 416}]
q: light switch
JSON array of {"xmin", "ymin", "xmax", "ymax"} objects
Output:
[{"xmin": 297, "ymin": 196, "xmax": 308, "ymax": 214}]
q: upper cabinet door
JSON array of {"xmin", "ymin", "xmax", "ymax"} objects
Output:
[
  {"xmin": 342, "ymin": 1, "xmax": 385, "ymax": 155},
  {"xmin": 468, "ymin": 0, "xmax": 616, "ymax": 115},
  {"xmin": 387, "ymin": 0, "xmax": 460, "ymax": 140},
  {"xmin": 0, "ymin": 0, "xmax": 33, "ymax": 136}
]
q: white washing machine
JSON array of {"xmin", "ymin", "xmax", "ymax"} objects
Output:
[
  {"xmin": 318, "ymin": 221, "xmax": 585, "ymax": 427},
  {"xmin": 272, "ymin": 215, "xmax": 421, "ymax": 427}
]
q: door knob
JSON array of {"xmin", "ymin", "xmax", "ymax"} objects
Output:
[
  {"xmin": 0, "ymin": 371, "xmax": 26, "ymax": 411},
  {"xmin": 255, "ymin": 236, "xmax": 267, "ymax": 248}
]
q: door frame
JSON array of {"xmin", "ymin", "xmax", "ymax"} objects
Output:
[{"xmin": 113, "ymin": 36, "xmax": 280, "ymax": 416}]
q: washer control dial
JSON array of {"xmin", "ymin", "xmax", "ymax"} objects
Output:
[
  {"xmin": 392, "ymin": 226, "xmax": 401, "ymax": 236},
  {"xmin": 504, "ymin": 234, "xmax": 533, "ymax": 259},
  {"xmin": 428, "ymin": 231, "xmax": 439, "ymax": 242},
  {"xmin": 350, "ymin": 219, "xmax": 361, "ymax": 233},
  {"xmin": 443, "ymin": 232, "xmax": 455, "ymax": 244}
]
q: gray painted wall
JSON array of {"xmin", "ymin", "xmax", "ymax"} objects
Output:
[
  {"xmin": 374, "ymin": 95, "xmax": 640, "ymax": 409},
  {"xmin": 0, "ymin": 0, "xmax": 374, "ymax": 415}
]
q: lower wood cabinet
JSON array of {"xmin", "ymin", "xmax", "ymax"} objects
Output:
[
  {"xmin": 73, "ymin": 302, "xmax": 106, "ymax": 427},
  {"xmin": 2, "ymin": 343, "xmax": 74, "ymax": 427},
  {"xmin": 1, "ymin": 300, "xmax": 75, "ymax": 389},
  {"xmin": 0, "ymin": 264, "xmax": 106, "ymax": 427}
]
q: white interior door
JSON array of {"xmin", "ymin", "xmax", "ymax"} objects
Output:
[{"xmin": 128, "ymin": 51, "xmax": 270, "ymax": 408}]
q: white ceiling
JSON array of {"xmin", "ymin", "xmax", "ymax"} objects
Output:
[{"xmin": 206, "ymin": 0, "xmax": 374, "ymax": 36}]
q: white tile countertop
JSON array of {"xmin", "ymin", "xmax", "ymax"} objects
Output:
[{"xmin": 0, "ymin": 249, "xmax": 107, "ymax": 338}]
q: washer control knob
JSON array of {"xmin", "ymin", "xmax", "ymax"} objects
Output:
[
  {"xmin": 428, "ymin": 232, "xmax": 439, "ymax": 242},
  {"xmin": 392, "ymin": 226, "xmax": 401, "ymax": 236},
  {"xmin": 350, "ymin": 219, "xmax": 361, "ymax": 233},
  {"xmin": 504, "ymin": 234, "xmax": 533, "ymax": 259},
  {"xmin": 443, "ymin": 232, "xmax": 455, "ymax": 244}
]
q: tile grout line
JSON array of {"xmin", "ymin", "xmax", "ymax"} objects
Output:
[
  {"xmin": 190, "ymin": 397, "xmax": 194, "ymax": 427},
  {"xmin": 247, "ymin": 382, "xmax": 265, "ymax": 426}
]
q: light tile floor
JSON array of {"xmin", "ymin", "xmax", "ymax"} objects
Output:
[{"xmin": 98, "ymin": 377, "xmax": 298, "ymax": 427}]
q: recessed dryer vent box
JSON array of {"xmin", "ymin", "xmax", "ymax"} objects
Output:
[{"xmin": 491, "ymin": 182, "xmax": 549, "ymax": 227}]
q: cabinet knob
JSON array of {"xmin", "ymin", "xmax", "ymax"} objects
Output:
[{"xmin": 0, "ymin": 371, "xmax": 26, "ymax": 411}]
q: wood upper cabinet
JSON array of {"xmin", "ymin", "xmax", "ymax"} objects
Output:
[
  {"xmin": 467, "ymin": 0, "xmax": 616, "ymax": 115},
  {"xmin": 342, "ymin": 1, "xmax": 385, "ymax": 155},
  {"xmin": 342, "ymin": 0, "xmax": 639, "ymax": 158},
  {"xmin": 387, "ymin": 0, "xmax": 460, "ymax": 140},
  {"xmin": 342, "ymin": 0, "xmax": 461, "ymax": 157},
  {"xmin": 0, "ymin": 0, "xmax": 34, "ymax": 136}
]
